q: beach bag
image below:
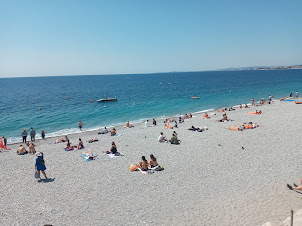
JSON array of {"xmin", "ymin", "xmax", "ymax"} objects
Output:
[{"xmin": 35, "ymin": 171, "xmax": 40, "ymax": 178}]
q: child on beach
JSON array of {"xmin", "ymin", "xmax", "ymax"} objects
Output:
[{"xmin": 35, "ymin": 152, "xmax": 47, "ymax": 179}]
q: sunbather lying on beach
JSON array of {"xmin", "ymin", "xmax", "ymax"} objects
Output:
[
  {"xmin": 188, "ymin": 126, "xmax": 203, "ymax": 132},
  {"xmin": 202, "ymin": 113, "xmax": 210, "ymax": 119},
  {"xmin": 225, "ymin": 123, "xmax": 259, "ymax": 131},
  {"xmin": 88, "ymin": 138, "xmax": 99, "ymax": 143},
  {"xmin": 58, "ymin": 135, "xmax": 68, "ymax": 143},
  {"xmin": 98, "ymin": 127, "xmax": 108, "ymax": 134},
  {"xmin": 287, "ymin": 181, "xmax": 302, "ymax": 190},
  {"xmin": 17, "ymin": 145, "xmax": 28, "ymax": 155},
  {"xmin": 246, "ymin": 110, "xmax": 262, "ymax": 115},
  {"xmin": 83, "ymin": 149, "xmax": 98, "ymax": 160},
  {"xmin": 164, "ymin": 123, "xmax": 173, "ymax": 129}
]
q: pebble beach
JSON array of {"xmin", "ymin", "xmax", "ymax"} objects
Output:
[{"xmin": 1, "ymin": 99, "xmax": 302, "ymax": 225}]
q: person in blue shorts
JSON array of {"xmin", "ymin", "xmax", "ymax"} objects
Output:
[{"xmin": 35, "ymin": 152, "xmax": 48, "ymax": 179}]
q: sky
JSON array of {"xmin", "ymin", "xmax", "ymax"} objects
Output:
[{"xmin": 0, "ymin": 0, "xmax": 301, "ymax": 77}]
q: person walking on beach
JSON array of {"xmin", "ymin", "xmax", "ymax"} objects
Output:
[
  {"xmin": 296, "ymin": 91, "xmax": 299, "ymax": 99},
  {"xmin": 79, "ymin": 121, "xmax": 83, "ymax": 131},
  {"xmin": 21, "ymin": 129, "xmax": 28, "ymax": 143},
  {"xmin": 145, "ymin": 120, "xmax": 149, "ymax": 127},
  {"xmin": 35, "ymin": 152, "xmax": 48, "ymax": 179},
  {"xmin": 41, "ymin": 129, "xmax": 45, "ymax": 139},
  {"xmin": 251, "ymin": 98, "xmax": 255, "ymax": 106},
  {"xmin": 30, "ymin": 127, "xmax": 36, "ymax": 142}
]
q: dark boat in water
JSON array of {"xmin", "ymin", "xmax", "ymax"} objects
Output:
[{"xmin": 97, "ymin": 95, "xmax": 118, "ymax": 102}]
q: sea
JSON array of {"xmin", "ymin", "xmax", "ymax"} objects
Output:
[{"xmin": 1, "ymin": 69, "xmax": 301, "ymax": 144}]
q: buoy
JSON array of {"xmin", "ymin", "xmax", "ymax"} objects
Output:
[
  {"xmin": 39, "ymin": 107, "xmax": 42, "ymax": 110},
  {"xmin": 19, "ymin": 95, "xmax": 21, "ymax": 98},
  {"xmin": 230, "ymin": 90, "xmax": 231, "ymax": 93},
  {"xmin": 36, "ymin": 98, "xmax": 38, "ymax": 100},
  {"xmin": 134, "ymin": 102, "xmax": 136, "ymax": 105},
  {"xmin": 259, "ymin": 92, "xmax": 261, "ymax": 94},
  {"xmin": 67, "ymin": 96, "xmax": 69, "ymax": 99},
  {"xmin": 90, "ymin": 100, "xmax": 93, "ymax": 102}
]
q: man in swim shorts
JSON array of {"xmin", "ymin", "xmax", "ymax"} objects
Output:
[{"xmin": 79, "ymin": 121, "xmax": 83, "ymax": 131}]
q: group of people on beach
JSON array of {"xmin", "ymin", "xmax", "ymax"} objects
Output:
[
  {"xmin": 20, "ymin": 128, "xmax": 45, "ymax": 143},
  {"xmin": 131, "ymin": 154, "xmax": 163, "ymax": 173}
]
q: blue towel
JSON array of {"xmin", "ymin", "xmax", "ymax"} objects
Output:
[{"xmin": 81, "ymin": 154, "xmax": 98, "ymax": 161}]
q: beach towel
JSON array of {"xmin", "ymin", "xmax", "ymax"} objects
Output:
[
  {"xmin": 80, "ymin": 154, "xmax": 98, "ymax": 162},
  {"xmin": 0, "ymin": 137, "xmax": 8, "ymax": 150},
  {"xmin": 104, "ymin": 152, "xmax": 123, "ymax": 158},
  {"xmin": 64, "ymin": 147, "xmax": 76, "ymax": 151}
]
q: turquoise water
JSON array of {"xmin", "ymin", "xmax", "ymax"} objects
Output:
[{"xmin": 1, "ymin": 69, "xmax": 301, "ymax": 143}]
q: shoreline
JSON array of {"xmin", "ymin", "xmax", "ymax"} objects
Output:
[{"xmin": 5, "ymin": 101, "xmax": 250, "ymax": 145}]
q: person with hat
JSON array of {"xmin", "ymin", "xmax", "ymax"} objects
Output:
[
  {"xmin": 35, "ymin": 152, "xmax": 47, "ymax": 179},
  {"xmin": 21, "ymin": 129, "xmax": 28, "ymax": 143}
]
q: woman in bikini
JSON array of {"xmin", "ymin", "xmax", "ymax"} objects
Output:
[
  {"xmin": 138, "ymin": 156, "xmax": 149, "ymax": 171},
  {"xmin": 149, "ymin": 154, "xmax": 158, "ymax": 168}
]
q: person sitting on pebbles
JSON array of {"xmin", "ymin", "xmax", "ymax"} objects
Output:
[
  {"xmin": 169, "ymin": 133, "xmax": 180, "ymax": 145},
  {"xmin": 216, "ymin": 113, "xmax": 228, "ymax": 122},
  {"xmin": 77, "ymin": 138, "xmax": 84, "ymax": 149},
  {"xmin": 111, "ymin": 128, "xmax": 116, "ymax": 136},
  {"xmin": 28, "ymin": 142, "xmax": 36, "ymax": 154},
  {"xmin": 103, "ymin": 141, "xmax": 118, "ymax": 154},
  {"xmin": 17, "ymin": 145, "xmax": 28, "ymax": 155},
  {"xmin": 158, "ymin": 132, "xmax": 167, "ymax": 143}
]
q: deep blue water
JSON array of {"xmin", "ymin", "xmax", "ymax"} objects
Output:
[{"xmin": 1, "ymin": 70, "xmax": 301, "ymax": 143}]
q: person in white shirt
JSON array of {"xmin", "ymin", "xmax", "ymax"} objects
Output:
[
  {"xmin": 158, "ymin": 132, "xmax": 167, "ymax": 142},
  {"xmin": 145, "ymin": 120, "xmax": 149, "ymax": 127}
]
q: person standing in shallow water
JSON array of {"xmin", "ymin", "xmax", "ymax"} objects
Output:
[
  {"xmin": 79, "ymin": 121, "xmax": 83, "ymax": 131},
  {"xmin": 41, "ymin": 129, "xmax": 45, "ymax": 139},
  {"xmin": 30, "ymin": 127, "xmax": 36, "ymax": 142},
  {"xmin": 35, "ymin": 152, "xmax": 47, "ymax": 179},
  {"xmin": 21, "ymin": 129, "xmax": 28, "ymax": 143}
]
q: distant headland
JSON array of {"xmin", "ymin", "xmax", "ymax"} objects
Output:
[{"xmin": 220, "ymin": 64, "xmax": 302, "ymax": 71}]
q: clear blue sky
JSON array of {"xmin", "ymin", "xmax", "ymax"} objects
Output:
[{"xmin": 0, "ymin": 0, "xmax": 301, "ymax": 77}]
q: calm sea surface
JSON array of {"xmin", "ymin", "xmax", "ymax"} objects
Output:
[{"xmin": 1, "ymin": 70, "xmax": 301, "ymax": 143}]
